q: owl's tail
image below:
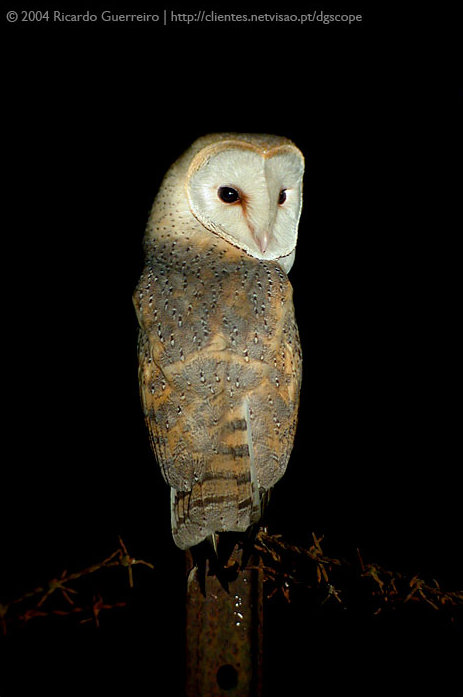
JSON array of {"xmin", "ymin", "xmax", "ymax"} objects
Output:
[{"xmin": 170, "ymin": 399, "xmax": 261, "ymax": 550}]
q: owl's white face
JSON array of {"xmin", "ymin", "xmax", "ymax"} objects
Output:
[{"xmin": 186, "ymin": 143, "xmax": 304, "ymax": 272}]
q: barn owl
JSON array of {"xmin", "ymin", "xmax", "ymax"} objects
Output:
[{"xmin": 133, "ymin": 133, "xmax": 304, "ymax": 550}]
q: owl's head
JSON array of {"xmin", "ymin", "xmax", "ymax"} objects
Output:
[{"xmin": 183, "ymin": 133, "xmax": 304, "ymax": 272}]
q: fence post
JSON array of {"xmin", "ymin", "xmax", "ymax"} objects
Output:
[{"xmin": 185, "ymin": 543, "xmax": 263, "ymax": 697}]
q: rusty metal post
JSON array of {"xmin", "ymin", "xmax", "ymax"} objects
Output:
[{"xmin": 185, "ymin": 545, "xmax": 263, "ymax": 697}]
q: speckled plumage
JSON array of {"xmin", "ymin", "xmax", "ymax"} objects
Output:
[{"xmin": 134, "ymin": 133, "xmax": 304, "ymax": 549}]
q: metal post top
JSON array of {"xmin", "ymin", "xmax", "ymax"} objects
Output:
[{"xmin": 185, "ymin": 540, "xmax": 263, "ymax": 697}]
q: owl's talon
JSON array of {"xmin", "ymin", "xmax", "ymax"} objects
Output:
[
  {"xmin": 187, "ymin": 565, "xmax": 198, "ymax": 592},
  {"xmin": 208, "ymin": 533, "xmax": 219, "ymax": 558}
]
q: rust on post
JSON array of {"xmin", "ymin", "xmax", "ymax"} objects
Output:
[{"xmin": 185, "ymin": 544, "xmax": 263, "ymax": 697}]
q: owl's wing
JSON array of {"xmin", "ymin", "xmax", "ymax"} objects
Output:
[
  {"xmin": 137, "ymin": 322, "xmax": 263, "ymax": 550},
  {"xmin": 134, "ymin": 252, "xmax": 302, "ymax": 549}
]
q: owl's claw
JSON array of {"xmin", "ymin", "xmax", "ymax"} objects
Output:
[
  {"xmin": 186, "ymin": 564, "xmax": 198, "ymax": 592},
  {"xmin": 209, "ymin": 533, "xmax": 219, "ymax": 558}
]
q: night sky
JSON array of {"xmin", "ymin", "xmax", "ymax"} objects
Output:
[{"xmin": 2, "ymin": 2, "xmax": 461, "ymax": 696}]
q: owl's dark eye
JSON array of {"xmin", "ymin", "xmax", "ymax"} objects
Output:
[
  {"xmin": 218, "ymin": 186, "xmax": 240, "ymax": 204},
  {"xmin": 278, "ymin": 189, "xmax": 287, "ymax": 205}
]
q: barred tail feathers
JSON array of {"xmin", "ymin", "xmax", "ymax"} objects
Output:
[{"xmin": 170, "ymin": 400, "xmax": 261, "ymax": 550}]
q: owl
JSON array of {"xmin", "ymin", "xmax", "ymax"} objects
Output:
[{"xmin": 133, "ymin": 133, "xmax": 304, "ymax": 550}]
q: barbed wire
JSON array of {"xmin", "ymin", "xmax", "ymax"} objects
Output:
[
  {"xmin": 252, "ymin": 530, "xmax": 463, "ymax": 619},
  {"xmin": 0, "ymin": 537, "xmax": 154, "ymax": 635},
  {"xmin": 1, "ymin": 530, "xmax": 461, "ymax": 636}
]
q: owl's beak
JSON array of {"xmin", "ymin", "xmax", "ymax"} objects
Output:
[{"xmin": 253, "ymin": 230, "xmax": 269, "ymax": 254}]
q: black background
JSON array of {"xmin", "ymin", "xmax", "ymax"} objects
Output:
[{"xmin": 2, "ymin": 2, "xmax": 461, "ymax": 696}]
